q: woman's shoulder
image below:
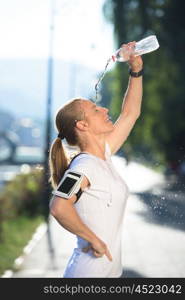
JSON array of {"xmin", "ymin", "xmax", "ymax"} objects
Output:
[
  {"xmin": 68, "ymin": 153, "xmax": 96, "ymax": 185},
  {"xmin": 69, "ymin": 153, "xmax": 95, "ymax": 168}
]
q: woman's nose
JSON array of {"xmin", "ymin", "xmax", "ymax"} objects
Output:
[{"xmin": 102, "ymin": 107, "xmax": 109, "ymax": 113}]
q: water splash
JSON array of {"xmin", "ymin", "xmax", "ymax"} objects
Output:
[{"xmin": 94, "ymin": 57, "xmax": 112, "ymax": 103}]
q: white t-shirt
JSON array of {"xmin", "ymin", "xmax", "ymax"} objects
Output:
[{"xmin": 63, "ymin": 142, "xmax": 129, "ymax": 278}]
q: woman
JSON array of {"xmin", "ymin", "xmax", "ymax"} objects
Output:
[{"xmin": 49, "ymin": 42, "xmax": 143, "ymax": 278}]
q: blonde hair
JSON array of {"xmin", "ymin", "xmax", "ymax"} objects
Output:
[{"xmin": 49, "ymin": 98, "xmax": 85, "ymax": 188}]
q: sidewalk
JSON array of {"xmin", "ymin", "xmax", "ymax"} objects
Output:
[{"xmin": 7, "ymin": 156, "xmax": 185, "ymax": 278}]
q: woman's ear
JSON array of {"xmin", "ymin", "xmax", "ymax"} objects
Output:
[{"xmin": 75, "ymin": 120, "xmax": 88, "ymax": 131}]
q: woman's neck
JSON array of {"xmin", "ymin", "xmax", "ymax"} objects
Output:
[{"xmin": 80, "ymin": 136, "xmax": 106, "ymax": 160}]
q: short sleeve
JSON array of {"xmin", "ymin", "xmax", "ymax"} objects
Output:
[{"xmin": 68, "ymin": 155, "xmax": 95, "ymax": 187}]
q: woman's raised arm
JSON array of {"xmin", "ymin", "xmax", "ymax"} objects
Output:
[{"xmin": 106, "ymin": 41, "xmax": 143, "ymax": 154}]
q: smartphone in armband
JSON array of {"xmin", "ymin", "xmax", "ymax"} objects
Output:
[{"xmin": 52, "ymin": 170, "xmax": 84, "ymax": 199}]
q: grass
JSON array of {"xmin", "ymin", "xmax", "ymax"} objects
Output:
[{"xmin": 0, "ymin": 215, "xmax": 44, "ymax": 276}]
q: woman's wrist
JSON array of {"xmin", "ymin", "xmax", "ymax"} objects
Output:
[
  {"xmin": 128, "ymin": 61, "xmax": 143, "ymax": 73},
  {"xmin": 130, "ymin": 65, "xmax": 143, "ymax": 73},
  {"xmin": 129, "ymin": 68, "xmax": 144, "ymax": 77}
]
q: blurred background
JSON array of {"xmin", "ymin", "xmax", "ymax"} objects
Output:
[{"xmin": 0, "ymin": 0, "xmax": 185, "ymax": 278}]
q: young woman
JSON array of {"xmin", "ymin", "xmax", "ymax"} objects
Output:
[{"xmin": 49, "ymin": 42, "xmax": 143, "ymax": 277}]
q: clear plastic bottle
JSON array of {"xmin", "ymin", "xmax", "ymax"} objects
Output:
[{"xmin": 112, "ymin": 35, "xmax": 159, "ymax": 62}]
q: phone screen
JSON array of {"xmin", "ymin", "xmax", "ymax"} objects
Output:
[{"xmin": 57, "ymin": 177, "xmax": 77, "ymax": 194}]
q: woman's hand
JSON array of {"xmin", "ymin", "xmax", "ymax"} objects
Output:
[
  {"xmin": 82, "ymin": 238, "xmax": 113, "ymax": 261},
  {"xmin": 121, "ymin": 41, "xmax": 143, "ymax": 72}
]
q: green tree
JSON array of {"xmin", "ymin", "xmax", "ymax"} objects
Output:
[{"xmin": 102, "ymin": 0, "xmax": 185, "ymax": 171}]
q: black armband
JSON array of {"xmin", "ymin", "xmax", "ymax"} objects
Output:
[{"xmin": 74, "ymin": 188, "xmax": 83, "ymax": 203}]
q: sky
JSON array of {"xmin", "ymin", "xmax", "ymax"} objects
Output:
[{"xmin": 0, "ymin": 0, "xmax": 115, "ymax": 70}]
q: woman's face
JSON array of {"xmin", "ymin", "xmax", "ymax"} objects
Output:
[{"xmin": 80, "ymin": 100, "xmax": 114, "ymax": 135}]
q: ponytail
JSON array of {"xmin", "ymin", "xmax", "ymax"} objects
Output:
[
  {"xmin": 48, "ymin": 98, "xmax": 85, "ymax": 189},
  {"xmin": 49, "ymin": 138, "xmax": 69, "ymax": 188}
]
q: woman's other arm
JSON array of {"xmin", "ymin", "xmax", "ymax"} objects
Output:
[{"xmin": 50, "ymin": 176, "xmax": 112, "ymax": 261}]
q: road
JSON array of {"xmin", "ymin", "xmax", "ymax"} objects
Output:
[{"xmin": 4, "ymin": 155, "xmax": 185, "ymax": 278}]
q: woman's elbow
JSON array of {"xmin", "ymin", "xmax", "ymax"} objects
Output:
[
  {"xmin": 49, "ymin": 196, "xmax": 71, "ymax": 218},
  {"xmin": 49, "ymin": 197, "xmax": 61, "ymax": 217},
  {"xmin": 50, "ymin": 204, "xmax": 58, "ymax": 218}
]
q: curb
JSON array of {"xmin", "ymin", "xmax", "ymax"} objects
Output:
[{"xmin": 1, "ymin": 222, "xmax": 47, "ymax": 278}]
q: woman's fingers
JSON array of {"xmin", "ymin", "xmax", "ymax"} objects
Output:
[
  {"xmin": 93, "ymin": 250, "xmax": 103, "ymax": 257},
  {"xmin": 105, "ymin": 247, "xmax": 113, "ymax": 262},
  {"xmin": 121, "ymin": 41, "xmax": 136, "ymax": 48},
  {"xmin": 82, "ymin": 244, "xmax": 113, "ymax": 262},
  {"xmin": 93, "ymin": 247, "xmax": 112, "ymax": 261}
]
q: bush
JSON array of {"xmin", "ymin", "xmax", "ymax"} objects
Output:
[
  {"xmin": 0, "ymin": 215, "xmax": 44, "ymax": 275},
  {"xmin": 0, "ymin": 168, "xmax": 43, "ymax": 241}
]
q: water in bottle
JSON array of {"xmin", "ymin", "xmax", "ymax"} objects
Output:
[{"xmin": 112, "ymin": 35, "xmax": 159, "ymax": 62}]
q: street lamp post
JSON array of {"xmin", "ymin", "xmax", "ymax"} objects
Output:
[
  {"xmin": 41, "ymin": 0, "xmax": 57, "ymax": 269},
  {"xmin": 42, "ymin": 0, "xmax": 55, "ymax": 220}
]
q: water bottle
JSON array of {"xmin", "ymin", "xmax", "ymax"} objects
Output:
[{"xmin": 112, "ymin": 35, "xmax": 159, "ymax": 62}]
